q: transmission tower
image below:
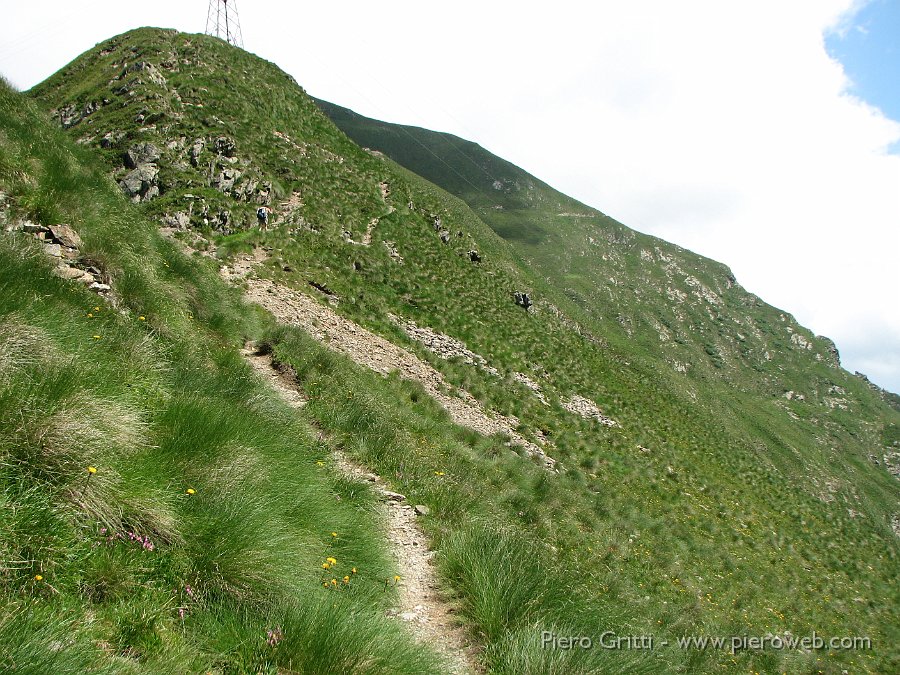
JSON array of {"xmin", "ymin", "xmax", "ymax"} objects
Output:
[{"xmin": 205, "ymin": 0, "xmax": 244, "ymax": 49}]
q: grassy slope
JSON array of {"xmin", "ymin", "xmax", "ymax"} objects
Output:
[
  {"xmin": 13, "ymin": 28, "xmax": 900, "ymax": 673},
  {"xmin": 0, "ymin": 79, "xmax": 442, "ymax": 673}
]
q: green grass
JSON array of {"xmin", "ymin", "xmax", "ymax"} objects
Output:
[{"xmin": 0, "ymin": 79, "xmax": 443, "ymax": 673}]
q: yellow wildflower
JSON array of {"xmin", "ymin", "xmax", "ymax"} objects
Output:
[
  {"xmin": 87, "ymin": 466, "xmax": 97, "ymax": 474},
  {"xmin": 322, "ymin": 562, "xmax": 330, "ymax": 570},
  {"xmin": 186, "ymin": 488, "xmax": 196, "ymax": 495},
  {"xmin": 352, "ymin": 567, "xmax": 357, "ymax": 574},
  {"xmin": 87, "ymin": 313, "xmax": 93, "ymax": 318},
  {"xmin": 93, "ymin": 306, "xmax": 100, "ymax": 312},
  {"xmin": 139, "ymin": 316, "xmax": 146, "ymax": 321},
  {"xmin": 92, "ymin": 335, "xmax": 101, "ymax": 339},
  {"xmin": 327, "ymin": 557, "xmax": 336, "ymax": 565},
  {"xmin": 34, "ymin": 574, "xmax": 43, "ymax": 581},
  {"xmin": 434, "ymin": 471, "xmax": 445, "ymax": 476},
  {"xmin": 331, "ymin": 579, "xmax": 337, "ymax": 586},
  {"xmin": 393, "ymin": 575, "xmax": 401, "ymax": 583},
  {"xmin": 316, "ymin": 460, "xmax": 324, "ymax": 466},
  {"xmin": 343, "ymin": 576, "xmax": 350, "ymax": 583},
  {"xmin": 331, "ymin": 532, "xmax": 337, "ymax": 538}
]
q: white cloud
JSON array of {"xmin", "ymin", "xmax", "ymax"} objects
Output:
[{"xmin": 2, "ymin": 0, "xmax": 898, "ymax": 390}]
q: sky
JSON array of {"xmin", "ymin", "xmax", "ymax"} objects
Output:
[{"xmin": 1, "ymin": 1, "xmax": 898, "ymax": 393}]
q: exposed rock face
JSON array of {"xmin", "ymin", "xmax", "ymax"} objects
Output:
[
  {"xmin": 562, "ymin": 395, "xmax": 619, "ymax": 427},
  {"xmin": 164, "ymin": 211, "xmax": 190, "ymax": 229},
  {"xmin": 215, "ymin": 168, "xmax": 242, "ymax": 193},
  {"xmin": 48, "ymin": 224, "xmax": 82, "ymax": 249},
  {"xmin": 119, "ymin": 163, "xmax": 160, "ymax": 202},
  {"xmin": 55, "ymin": 100, "xmax": 99, "ymax": 128},
  {"xmin": 124, "ymin": 142, "xmax": 161, "ymax": 169},
  {"xmin": 126, "ymin": 61, "xmax": 168, "ymax": 87},
  {"xmin": 817, "ymin": 335, "xmax": 841, "ymax": 366},
  {"xmin": 190, "ymin": 138, "xmax": 205, "ymax": 166}
]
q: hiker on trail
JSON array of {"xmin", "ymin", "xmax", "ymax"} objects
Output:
[{"xmin": 257, "ymin": 206, "xmax": 270, "ymax": 231}]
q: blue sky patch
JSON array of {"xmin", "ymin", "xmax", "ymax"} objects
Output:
[{"xmin": 826, "ymin": 0, "xmax": 900, "ymax": 124}]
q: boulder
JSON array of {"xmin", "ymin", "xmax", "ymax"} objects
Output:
[
  {"xmin": 54, "ymin": 265, "xmax": 86, "ymax": 280},
  {"xmin": 468, "ymin": 250, "xmax": 481, "ymax": 263},
  {"xmin": 413, "ymin": 504, "xmax": 430, "ymax": 516},
  {"xmin": 124, "ymin": 142, "xmax": 161, "ymax": 169},
  {"xmin": 119, "ymin": 164, "xmax": 159, "ymax": 201},
  {"xmin": 164, "ymin": 212, "xmax": 190, "ymax": 229},
  {"xmin": 190, "ymin": 138, "xmax": 205, "ymax": 166},
  {"xmin": 48, "ymin": 224, "xmax": 83, "ymax": 249},
  {"xmin": 215, "ymin": 168, "xmax": 242, "ymax": 192}
]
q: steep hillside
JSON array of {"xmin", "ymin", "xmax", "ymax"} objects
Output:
[
  {"xmin": 9, "ymin": 27, "xmax": 899, "ymax": 673},
  {"xmin": 316, "ymin": 98, "xmax": 900, "ymax": 398}
]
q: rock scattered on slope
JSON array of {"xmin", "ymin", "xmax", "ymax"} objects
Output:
[{"xmin": 562, "ymin": 395, "xmax": 619, "ymax": 427}]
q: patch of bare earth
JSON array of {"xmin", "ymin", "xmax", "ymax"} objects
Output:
[
  {"xmin": 240, "ymin": 344, "xmax": 478, "ymax": 673},
  {"xmin": 244, "ymin": 277, "xmax": 552, "ymax": 467},
  {"xmin": 333, "ymin": 453, "xmax": 478, "ymax": 674}
]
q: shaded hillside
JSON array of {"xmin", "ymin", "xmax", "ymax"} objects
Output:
[{"xmin": 11, "ymin": 27, "xmax": 900, "ymax": 673}]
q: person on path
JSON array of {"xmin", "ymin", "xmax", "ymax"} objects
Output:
[{"xmin": 257, "ymin": 206, "xmax": 271, "ymax": 231}]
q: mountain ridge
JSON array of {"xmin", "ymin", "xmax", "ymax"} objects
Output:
[{"xmin": 1, "ymin": 26, "xmax": 896, "ymax": 673}]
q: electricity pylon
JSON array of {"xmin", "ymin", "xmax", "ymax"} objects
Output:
[{"xmin": 205, "ymin": 0, "xmax": 244, "ymax": 49}]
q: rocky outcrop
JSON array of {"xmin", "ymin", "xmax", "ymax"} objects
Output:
[
  {"xmin": 124, "ymin": 142, "xmax": 160, "ymax": 169},
  {"xmin": 561, "ymin": 395, "xmax": 619, "ymax": 427},
  {"xmin": 3, "ymin": 217, "xmax": 109, "ymax": 295},
  {"xmin": 54, "ymin": 100, "xmax": 99, "ymax": 128},
  {"xmin": 514, "ymin": 291, "xmax": 533, "ymax": 311},
  {"xmin": 119, "ymin": 163, "xmax": 159, "ymax": 202}
]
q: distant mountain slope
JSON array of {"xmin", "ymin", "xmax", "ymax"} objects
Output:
[{"xmin": 19, "ymin": 28, "xmax": 900, "ymax": 673}]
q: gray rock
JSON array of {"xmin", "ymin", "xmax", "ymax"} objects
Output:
[
  {"xmin": 119, "ymin": 164, "xmax": 159, "ymax": 201},
  {"xmin": 382, "ymin": 490, "xmax": 406, "ymax": 502},
  {"xmin": 48, "ymin": 224, "xmax": 83, "ymax": 249},
  {"xmin": 124, "ymin": 143, "xmax": 161, "ymax": 169},
  {"xmin": 468, "ymin": 250, "xmax": 481, "ymax": 262},
  {"xmin": 56, "ymin": 101, "xmax": 98, "ymax": 128},
  {"xmin": 126, "ymin": 61, "xmax": 167, "ymax": 87},
  {"xmin": 54, "ymin": 265, "xmax": 86, "ymax": 280},
  {"xmin": 439, "ymin": 230, "xmax": 451, "ymax": 244},
  {"xmin": 164, "ymin": 212, "xmax": 190, "ymax": 229},
  {"xmin": 22, "ymin": 221, "xmax": 47, "ymax": 234},
  {"xmin": 413, "ymin": 504, "xmax": 430, "ymax": 516},
  {"xmin": 215, "ymin": 168, "xmax": 242, "ymax": 192},
  {"xmin": 90, "ymin": 282, "xmax": 111, "ymax": 292},
  {"xmin": 190, "ymin": 138, "xmax": 205, "ymax": 166},
  {"xmin": 43, "ymin": 243, "xmax": 62, "ymax": 257},
  {"xmin": 100, "ymin": 131, "xmax": 124, "ymax": 149}
]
